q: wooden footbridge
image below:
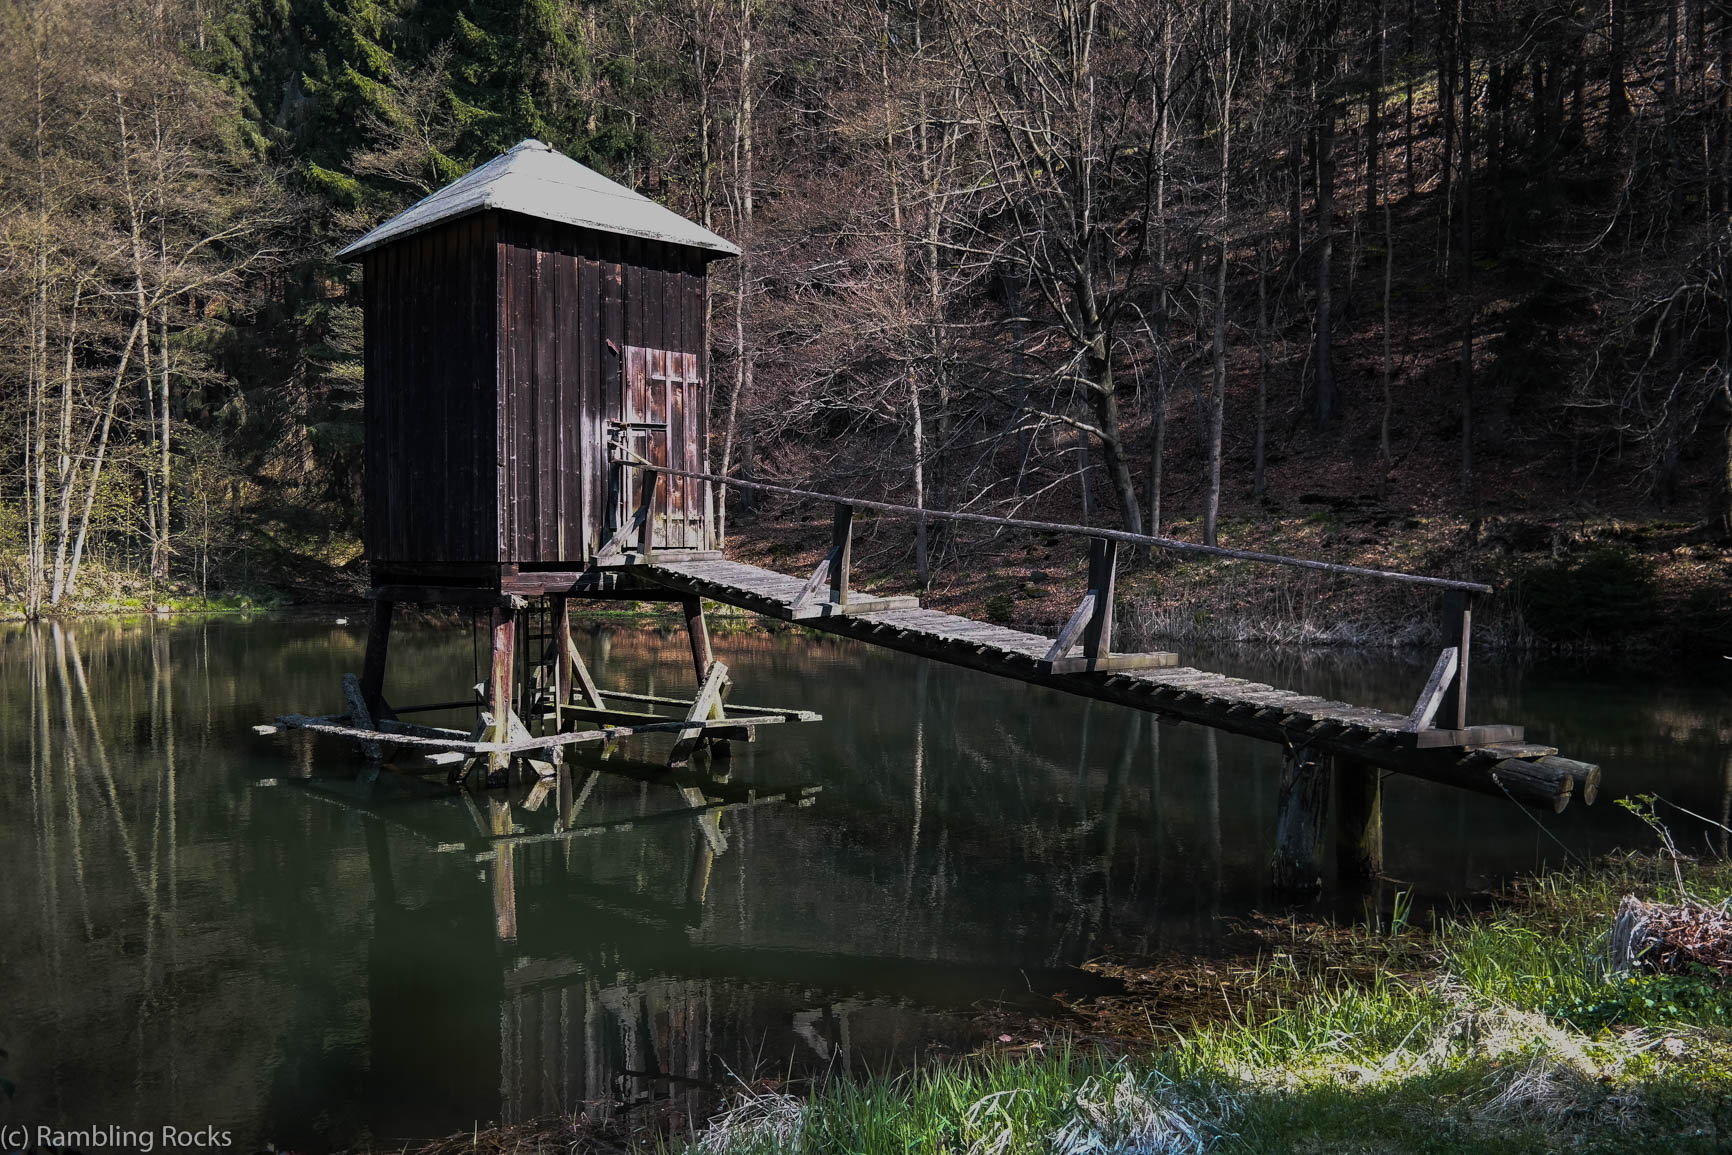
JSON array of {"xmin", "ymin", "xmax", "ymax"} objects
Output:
[{"xmin": 265, "ymin": 138, "xmax": 1604, "ymax": 896}]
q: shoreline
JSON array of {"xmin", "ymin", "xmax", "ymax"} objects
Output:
[{"xmin": 373, "ymin": 854, "xmax": 1732, "ymax": 1155}]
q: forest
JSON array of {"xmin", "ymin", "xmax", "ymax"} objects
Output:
[{"xmin": 1, "ymin": 0, "xmax": 1728, "ymax": 631}]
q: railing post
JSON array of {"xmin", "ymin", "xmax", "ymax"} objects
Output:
[
  {"xmin": 1081, "ymin": 537, "xmax": 1117, "ymax": 666},
  {"xmin": 829, "ymin": 502, "xmax": 854, "ymax": 608},
  {"xmin": 1437, "ymin": 589, "xmax": 1472, "ymax": 730}
]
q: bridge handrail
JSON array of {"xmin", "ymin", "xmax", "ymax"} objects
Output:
[{"xmin": 618, "ymin": 461, "xmax": 1493, "ymax": 595}]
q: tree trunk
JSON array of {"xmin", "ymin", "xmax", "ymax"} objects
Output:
[
  {"xmin": 1609, "ymin": 0, "xmax": 1629, "ymax": 130},
  {"xmin": 48, "ymin": 282, "xmax": 83, "ymax": 606},
  {"xmin": 911, "ymin": 369, "xmax": 930, "ymax": 586},
  {"xmin": 717, "ymin": 1, "xmax": 754, "ymax": 545},
  {"xmin": 1206, "ymin": 241, "xmax": 1226, "ymax": 546},
  {"xmin": 1206, "ymin": 2, "xmax": 1232, "ymax": 547},
  {"xmin": 1254, "ymin": 238, "xmax": 1269, "ymax": 502},
  {"xmin": 1085, "ymin": 350, "xmax": 1144, "ymax": 538},
  {"xmin": 1459, "ymin": 0, "xmax": 1476, "ymax": 499},
  {"xmin": 66, "ymin": 320, "xmax": 142, "ymax": 600},
  {"xmin": 1438, "ymin": 10, "xmax": 1457, "ymax": 275},
  {"xmin": 1378, "ymin": 16, "xmax": 1395, "ymax": 500},
  {"xmin": 1315, "ymin": 99, "xmax": 1338, "ymax": 426}
]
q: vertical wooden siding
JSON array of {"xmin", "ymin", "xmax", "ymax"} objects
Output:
[
  {"xmin": 363, "ymin": 214, "xmax": 498, "ymax": 565},
  {"xmin": 365, "ymin": 210, "xmax": 712, "ymax": 571},
  {"xmin": 497, "ymin": 212, "xmax": 709, "ymax": 563}
]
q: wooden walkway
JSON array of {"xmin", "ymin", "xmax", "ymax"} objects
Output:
[{"xmin": 639, "ymin": 558, "xmax": 1600, "ymax": 813}]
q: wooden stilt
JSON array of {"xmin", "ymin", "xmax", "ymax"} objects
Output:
[
  {"xmin": 551, "ymin": 596, "xmax": 571, "ymax": 732},
  {"xmin": 1334, "ymin": 756, "xmax": 1383, "ymax": 880},
  {"xmin": 360, "ymin": 598, "xmax": 395, "ymax": 720},
  {"xmin": 1273, "ymin": 745, "xmax": 1330, "ymax": 895},
  {"xmin": 682, "ymin": 597, "xmax": 713, "ymax": 683},
  {"xmin": 341, "ymin": 672, "xmax": 382, "ymax": 763},
  {"xmin": 487, "ymin": 606, "xmax": 516, "ymax": 781}
]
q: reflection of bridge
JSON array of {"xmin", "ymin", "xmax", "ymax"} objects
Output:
[{"xmin": 331, "ymin": 757, "xmax": 1118, "ymax": 1137}]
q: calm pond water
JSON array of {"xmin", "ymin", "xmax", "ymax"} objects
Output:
[{"xmin": 1, "ymin": 612, "xmax": 1729, "ymax": 1150}]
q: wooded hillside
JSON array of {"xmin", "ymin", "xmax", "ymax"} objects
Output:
[{"xmin": 1, "ymin": 0, "xmax": 1728, "ymax": 621}]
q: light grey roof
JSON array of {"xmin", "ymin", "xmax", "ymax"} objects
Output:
[{"xmin": 337, "ymin": 139, "xmax": 740, "ymax": 259}]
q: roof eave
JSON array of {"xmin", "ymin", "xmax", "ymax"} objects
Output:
[{"xmin": 337, "ymin": 202, "xmax": 741, "ymax": 262}]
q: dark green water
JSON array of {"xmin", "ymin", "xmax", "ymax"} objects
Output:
[{"xmin": 1, "ymin": 613, "xmax": 1728, "ymax": 1150}]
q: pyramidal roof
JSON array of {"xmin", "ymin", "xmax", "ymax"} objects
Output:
[{"xmin": 337, "ymin": 139, "xmax": 740, "ymax": 260}]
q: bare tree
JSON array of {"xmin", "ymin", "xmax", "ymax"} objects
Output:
[{"xmin": 944, "ymin": 0, "xmax": 1164, "ymax": 536}]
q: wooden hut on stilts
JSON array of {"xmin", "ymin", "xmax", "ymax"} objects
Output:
[{"xmin": 271, "ymin": 138, "xmax": 814, "ymax": 783}]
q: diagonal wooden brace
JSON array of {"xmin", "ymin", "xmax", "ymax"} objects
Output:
[
  {"xmin": 1043, "ymin": 594, "xmax": 1098, "ymax": 664},
  {"xmin": 788, "ymin": 552, "xmax": 836, "ymax": 618},
  {"xmin": 597, "ymin": 467, "xmax": 660, "ymax": 558},
  {"xmin": 668, "ymin": 660, "xmax": 730, "ymax": 767},
  {"xmin": 1404, "ymin": 645, "xmax": 1460, "ymax": 732}
]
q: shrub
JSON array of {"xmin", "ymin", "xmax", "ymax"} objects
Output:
[{"xmin": 1517, "ymin": 546, "xmax": 1658, "ymax": 646}]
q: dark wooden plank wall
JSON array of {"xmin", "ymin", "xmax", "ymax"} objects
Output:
[
  {"xmin": 365, "ymin": 210, "xmax": 711, "ymax": 572},
  {"xmin": 497, "ymin": 212, "xmax": 709, "ymax": 563},
  {"xmin": 363, "ymin": 214, "xmax": 498, "ymax": 566}
]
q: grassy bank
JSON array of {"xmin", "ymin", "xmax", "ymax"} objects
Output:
[{"xmin": 409, "ymin": 852, "xmax": 1732, "ymax": 1154}]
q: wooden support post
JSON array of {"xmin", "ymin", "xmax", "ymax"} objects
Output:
[
  {"xmin": 829, "ymin": 503, "xmax": 854, "ymax": 608},
  {"xmin": 1334, "ymin": 756, "xmax": 1383, "ymax": 880},
  {"xmin": 1437, "ymin": 590, "xmax": 1472, "ymax": 730},
  {"xmin": 1273, "ymin": 746, "xmax": 1330, "ymax": 895},
  {"xmin": 487, "ymin": 606, "xmax": 516, "ymax": 779},
  {"xmin": 1081, "ymin": 537, "xmax": 1117, "ymax": 665},
  {"xmin": 341, "ymin": 672, "xmax": 382, "ymax": 763},
  {"xmin": 683, "ymin": 597, "xmax": 713, "ymax": 684},
  {"xmin": 360, "ymin": 598, "xmax": 394, "ymax": 721},
  {"xmin": 551, "ymin": 595, "xmax": 571, "ymax": 733}
]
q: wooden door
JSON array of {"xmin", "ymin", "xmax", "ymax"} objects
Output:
[{"xmin": 620, "ymin": 346, "xmax": 705, "ymax": 550}]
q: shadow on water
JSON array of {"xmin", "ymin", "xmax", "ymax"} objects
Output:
[{"xmin": 1, "ymin": 615, "xmax": 1730, "ymax": 1149}]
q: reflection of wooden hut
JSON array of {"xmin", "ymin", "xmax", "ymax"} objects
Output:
[{"xmin": 339, "ymin": 138, "xmax": 739, "ymax": 581}]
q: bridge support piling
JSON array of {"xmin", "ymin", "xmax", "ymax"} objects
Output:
[
  {"xmin": 1273, "ymin": 745, "xmax": 1330, "ymax": 896},
  {"xmin": 1334, "ymin": 756, "xmax": 1383, "ymax": 880}
]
